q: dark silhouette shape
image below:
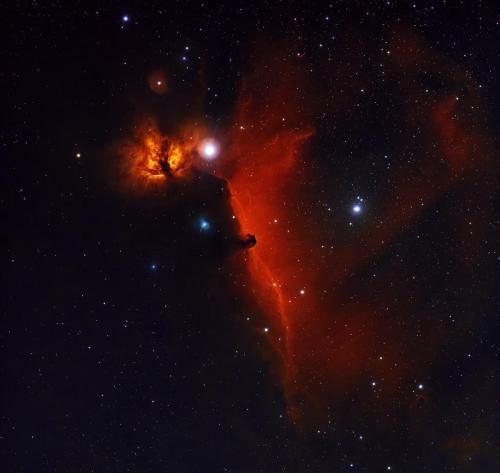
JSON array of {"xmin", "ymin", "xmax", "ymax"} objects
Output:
[
  {"xmin": 160, "ymin": 158, "xmax": 173, "ymax": 177},
  {"xmin": 241, "ymin": 233, "xmax": 256, "ymax": 248}
]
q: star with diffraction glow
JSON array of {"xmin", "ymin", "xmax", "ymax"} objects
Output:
[{"xmin": 199, "ymin": 139, "xmax": 220, "ymax": 160}]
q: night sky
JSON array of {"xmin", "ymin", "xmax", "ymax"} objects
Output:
[{"xmin": 3, "ymin": 1, "xmax": 500, "ymax": 472}]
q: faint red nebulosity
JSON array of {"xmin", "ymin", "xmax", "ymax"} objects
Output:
[
  {"xmin": 220, "ymin": 52, "xmax": 339, "ymax": 424},
  {"xmin": 111, "ymin": 34, "xmax": 494, "ymax": 429},
  {"xmin": 148, "ymin": 69, "xmax": 168, "ymax": 95},
  {"xmin": 219, "ymin": 37, "xmax": 494, "ymax": 426}
]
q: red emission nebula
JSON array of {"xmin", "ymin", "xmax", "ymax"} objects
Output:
[{"xmin": 113, "ymin": 34, "xmax": 494, "ymax": 427}]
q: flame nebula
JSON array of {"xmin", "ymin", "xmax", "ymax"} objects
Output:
[{"xmin": 115, "ymin": 119, "xmax": 206, "ymax": 193}]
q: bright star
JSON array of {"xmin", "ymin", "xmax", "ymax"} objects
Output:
[
  {"xmin": 352, "ymin": 204, "xmax": 361, "ymax": 213},
  {"xmin": 204, "ymin": 143, "xmax": 216, "ymax": 157},
  {"xmin": 199, "ymin": 139, "xmax": 219, "ymax": 160},
  {"xmin": 122, "ymin": 15, "xmax": 129, "ymax": 22},
  {"xmin": 199, "ymin": 218, "xmax": 210, "ymax": 231},
  {"xmin": 150, "ymin": 263, "xmax": 157, "ymax": 271}
]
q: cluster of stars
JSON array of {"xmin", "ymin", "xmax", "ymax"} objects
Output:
[{"xmin": 351, "ymin": 196, "xmax": 364, "ymax": 215}]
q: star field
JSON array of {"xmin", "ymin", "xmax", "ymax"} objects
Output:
[{"xmin": 3, "ymin": 2, "xmax": 499, "ymax": 473}]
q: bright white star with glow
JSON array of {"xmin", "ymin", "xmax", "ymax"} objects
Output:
[
  {"xmin": 199, "ymin": 139, "xmax": 220, "ymax": 160},
  {"xmin": 351, "ymin": 196, "xmax": 365, "ymax": 215}
]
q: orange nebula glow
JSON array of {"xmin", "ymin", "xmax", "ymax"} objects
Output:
[{"xmin": 115, "ymin": 120, "xmax": 200, "ymax": 192}]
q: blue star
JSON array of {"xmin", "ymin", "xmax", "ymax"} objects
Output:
[
  {"xmin": 150, "ymin": 263, "xmax": 158, "ymax": 271},
  {"xmin": 199, "ymin": 218, "xmax": 210, "ymax": 231},
  {"xmin": 122, "ymin": 15, "xmax": 129, "ymax": 22},
  {"xmin": 352, "ymin": 204, "xmax": 361, "ymax": 214}
]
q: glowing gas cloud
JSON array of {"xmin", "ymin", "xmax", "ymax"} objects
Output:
[
  {"xmin": 113, "ymin": 35, "xmax": 493, "ymax": 428},
  {"xmin": 115, "ymin": 120, "xmax": 186, "ymax": 191},
  {"xmin": 219, "ymin": 37, "xmax": 493, "ymax": 426},
  {"xmin": 114, "ymin": 120, "xmax": 218, "ymax": 193}
]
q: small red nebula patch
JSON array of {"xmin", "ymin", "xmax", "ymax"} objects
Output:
[{"xmin": 148, "ymin": 69, "xmax": 168, "ymax": 95}]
